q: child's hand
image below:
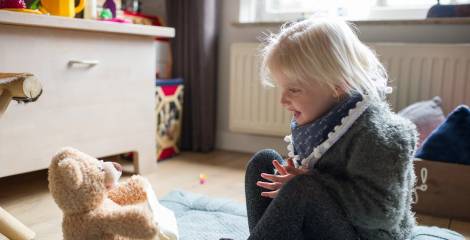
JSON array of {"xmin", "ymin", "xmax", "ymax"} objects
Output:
[{"xmin": 257, "ymin": 158, "xmax": 307, "ymax": 198}]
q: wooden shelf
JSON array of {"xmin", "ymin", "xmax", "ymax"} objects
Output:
[{"xmin": 0, "ymin": 10, "xmax": 174, "ymax": 38}]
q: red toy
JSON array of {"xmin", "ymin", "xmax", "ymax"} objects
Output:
[{"xmin": 0, "ymin": 0, "xmax": 26, "ymax": 9}]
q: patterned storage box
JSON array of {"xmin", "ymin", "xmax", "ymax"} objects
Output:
[
  {"xmin": 413, "ymin": 159, "xmax": 470, "ymax": 221},
  {"xmin": 155, "ymin": 78, "xmax": 184, "ymax": 160}
]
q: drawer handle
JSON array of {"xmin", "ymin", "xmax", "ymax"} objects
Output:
[{"xmin": 68, "ymin": 60, "xmax": 100, "ymax": 67}]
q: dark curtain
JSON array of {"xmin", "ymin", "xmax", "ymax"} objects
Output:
[{"xmin": 166, "ymin": 0, "xmax": 219, "ymax": 152}]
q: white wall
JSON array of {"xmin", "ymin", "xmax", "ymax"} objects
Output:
[{"xmin": 216, "ymin": 0, "xmax": 470, "ymax": 155}]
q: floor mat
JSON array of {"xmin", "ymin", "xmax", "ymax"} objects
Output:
[
  {"xmin": 160, "ymin": 190, "xmax": 464, "ymax": 240},
  {"xmin": 160, "ymin": 190, "xmax": 249, "ymax": 240}
]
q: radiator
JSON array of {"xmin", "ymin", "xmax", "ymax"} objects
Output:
[{"xmin": 229, "ymin": 43, "xmax": 470, "ymax": 136}]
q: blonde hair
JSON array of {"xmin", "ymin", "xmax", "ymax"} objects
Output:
[{"xmin": 260, "ymin": 17, "xmax": 390, "ymax": 101}]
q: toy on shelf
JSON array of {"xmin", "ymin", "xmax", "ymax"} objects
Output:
[
  {"xmin": 84, "ymin": 0, "xmax": 97, "ymax": 19},
  {"xmin": 155, "ymin": 79, "xmax": 184, "ymax": 161},
  {"xmin": 98, "ymin": 9, "xmax": 131, "ymax": 23},
  {"xmin": 95, "ymin": 0, "xmax": 131, "ymax": 23},
  {"xmin": 99, "ymin": 7, "xmax": 112, "ymax": 19},
  {"xmin": 122, "ymin": 0, "xmax": 140, "ymax": 13},
  {"xmin": 49, "ymin": 147, "xmax": 178, "ymax": 239},
  {"xmin": 0, "ymin": 0, "xmax": 41, "ymax": 14},
  {"xmin": 38, "ymin": 0, "xmax": 85, "ymax": 17},
  {"xmin": 0, "ymin": 0, "xmax": 26, "ymax": 8},
  {"xmin": 103, "ymin": 0, "xmax": 116, "ymax": 18},
  {"xmin": 123, "ymin": 10, "xmax": 157, "ymax": 25}
]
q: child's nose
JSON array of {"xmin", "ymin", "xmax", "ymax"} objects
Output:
[{"xmin": 280, "ymin": 93, "xmax": 289, "ymax": 106}]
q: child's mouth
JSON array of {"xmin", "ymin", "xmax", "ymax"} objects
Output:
[{"xmin": 294, "ymin": 111, "xmax": 301, "ymax": 119}]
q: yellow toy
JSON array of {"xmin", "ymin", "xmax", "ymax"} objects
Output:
[
  {"xmin": 48, "ymin": 147, "xmax": 159, "ymax": 240},
  {"xmin": 199, "ymin": 173, "xmax": 207, "ymax": 185},
  {"xmin": 39, "ymin": 0, "xmax": 85, "ymax": 17}
]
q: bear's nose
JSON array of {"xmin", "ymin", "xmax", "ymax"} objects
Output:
[{"xmin": 112, "ymin": 162, "xmax": 123, "ymax": 172}]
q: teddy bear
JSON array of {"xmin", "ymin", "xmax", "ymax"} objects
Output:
[{"xmin": 48, "ymin": 147, "xmax": 159, "ymax": 240}]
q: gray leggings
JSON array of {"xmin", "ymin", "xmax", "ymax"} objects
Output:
[{"xmin": 245, "ymin": 149, "xmax": 359, "ymax": 240}]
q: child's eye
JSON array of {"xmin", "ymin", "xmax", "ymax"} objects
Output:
[{"xmin": 288, "ymin": 88, "xmax": 301, "ymax": 94}]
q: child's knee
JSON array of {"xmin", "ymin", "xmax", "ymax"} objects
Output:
[{"xmin": 246, "ymin": 149, "xmax": 282, "ymax": 171}]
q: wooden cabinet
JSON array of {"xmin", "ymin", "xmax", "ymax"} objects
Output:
[{"xmin": 0, "ymin": 11, "xmax": 174, "ymax": 177}]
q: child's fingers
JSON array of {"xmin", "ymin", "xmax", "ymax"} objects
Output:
[
  {"xmin": 272, "ymin": 160, "xmax": 287, "ymax": 175},
  {"xmin": 261, "ymin": 173, "xmax": 292, "ymax": 183},
  {"xmin": 285, "ymin": 165, "xmax": 308, "ymax": 175},
  {"xmin": 261, "ymin": 189, "xmax": 279, "ymax": 199},
  {"xmin": 287, "ymin": 158, "xmax": 296, "ymax": 168},
  {"xmin": 256, "ymin": 181, "xmax": 282, "ymax": 191}
]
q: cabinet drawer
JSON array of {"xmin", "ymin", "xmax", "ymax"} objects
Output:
[{"xmin": 0, "ymin": 25, "xmax": 156, "ymax": 176}]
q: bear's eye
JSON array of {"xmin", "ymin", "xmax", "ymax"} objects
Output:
[{"xmin": 97, "ymin": 160, "xmax": 105, "ymax": 172}]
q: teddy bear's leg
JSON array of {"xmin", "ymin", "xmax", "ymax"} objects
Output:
[
  {"xmin": 108, "ymin": 175, "xmax": 150, "ymax": 205},
  {"xmin": 97, "ymin": 206, "xmax": 158, "ymax": 239}
]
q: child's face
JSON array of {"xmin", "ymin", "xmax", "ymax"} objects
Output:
[{"xmin": 273, "ymin": 71, "xmax": 339, "ymax": 126}]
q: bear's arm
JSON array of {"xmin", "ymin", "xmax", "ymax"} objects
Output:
[
  {"xmin": 96, "ymin": 206, "xmax": 158, "ymax": 239},
  {"xmin": 108, "ymin": 175, "xmax": 148, "ymax": 205}
]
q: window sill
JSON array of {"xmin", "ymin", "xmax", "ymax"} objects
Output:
[{"xmin": 233, "ymin": 17, "xmax": 470, "ymax": 27}]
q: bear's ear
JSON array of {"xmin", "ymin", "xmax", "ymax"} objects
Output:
[{"xmin": 58, "ymin": 158, "xmax": 83, "ymax": 189}]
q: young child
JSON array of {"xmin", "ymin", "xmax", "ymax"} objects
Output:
[{"xmin": 245, "ymin": 18, "xmax": 417, "ymax": 240}]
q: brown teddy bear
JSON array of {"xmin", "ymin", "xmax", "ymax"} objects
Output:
[{"xmin": 48, "ymin": 147, "xmax": 159, "ymax": 240}]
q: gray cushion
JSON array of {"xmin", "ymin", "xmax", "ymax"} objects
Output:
[
  {"xmin": 412, "ymin": 226, "xmax": 464, "ymax": 240},
  {"xmin": 160, "ymin": 190, "xmax": 464, "ymax": 240},
  {"xmin": 160, "ymin": 190, "xmax": 249, "ymax": 240}
]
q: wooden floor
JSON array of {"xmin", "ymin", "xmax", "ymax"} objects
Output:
[{"xmin": 0, "ymin": 150, "xmax": 469, "ymax": 239}]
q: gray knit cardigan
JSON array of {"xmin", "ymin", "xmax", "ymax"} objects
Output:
[{"xmin": 309, "ymin": 99, "xmax": 418, "ymax": 240}]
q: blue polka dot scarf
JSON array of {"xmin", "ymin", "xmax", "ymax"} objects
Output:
[{"xmin": 290, "ymin": 93, "xmax": 363, "ymax": 165}]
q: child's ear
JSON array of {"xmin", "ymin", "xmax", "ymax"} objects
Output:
[
  {"xmin": 58, "ymin": 158, "xmax": 83, "ymax": 189},
  {"xmin": 333, "ymin": 85, "xmax": 347, "ymax": 98}
]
